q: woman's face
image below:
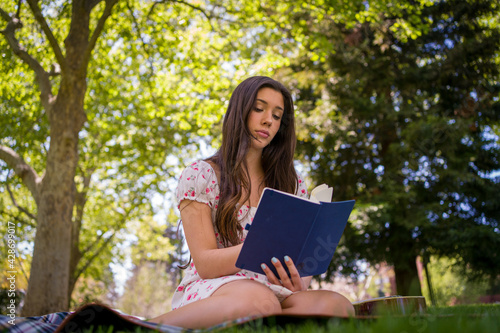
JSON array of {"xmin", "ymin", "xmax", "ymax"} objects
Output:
[{"xmin": 247, "ymin": 87, "xmax": 284, "ymax": 150}]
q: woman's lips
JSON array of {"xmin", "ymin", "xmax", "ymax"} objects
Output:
[{"xmin": 256, "ymin": 130, "xmax": 270, "ymax": 139}]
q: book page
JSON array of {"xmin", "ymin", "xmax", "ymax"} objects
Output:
[
  {"xmin": 257, "ymin": 187, "xmax": 314, "ymax": 206},
  {"xmin": 257, "ymin": 184, "xmax": 333, "ymax": 206},
  {"xmin": 310, "ymin": 184, "xmax": 333, "ymax": 203}
]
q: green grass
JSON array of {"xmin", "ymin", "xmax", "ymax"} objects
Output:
[
  {"xmin": 83, "ymin": 304, "xmax": 500, "ymax": 332},
  {"xmin": 221, "ymin": 304, "xmax": 500, "ymax": 333}
]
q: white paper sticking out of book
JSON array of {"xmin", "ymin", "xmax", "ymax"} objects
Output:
[{"xmin": 310, "ymin": 184, "xmax": 334, "ymax": 203}]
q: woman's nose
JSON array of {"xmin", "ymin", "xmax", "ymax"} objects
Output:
[{"xmin": 261, "ymin": 110, "xmax": 273, "ymax": 125}]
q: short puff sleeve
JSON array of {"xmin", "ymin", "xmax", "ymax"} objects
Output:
[
  {"xmin": 296, "ymin": 173, "xmax": 309, "ymax": 199},
  {"xmin": 176, "ymin": 161, "xmax": 219, "ymax": 209}
]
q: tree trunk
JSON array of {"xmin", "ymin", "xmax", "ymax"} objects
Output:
[
  {"xmin": 21, "ymin": 86, "xmax": 87, "ymax": 315},
  {"xmin": 68, "ymin": 188, "xmax": 85, "ymax": 304},
  {"xmin": 21, "ymin": 118, "xmax": 79, "ymax": 315},
  {"xmin": 390, "ymin": 224, "xmax": 423, "ymax": 296},
  {"xmin": 394, "ymin": 254, "xmax": 422, "ymax": 296},
  {"xmin": 21, "ymin": 2, "xmax": 89, "ymax": 315},
  {"xmin": 423, "ymin": 252, "xmax": 436, "ymax": 305}
]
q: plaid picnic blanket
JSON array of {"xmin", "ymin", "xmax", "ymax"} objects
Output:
[{"xmin": 0, "ymin": 303, "xmax": 185, "ymax": 333}]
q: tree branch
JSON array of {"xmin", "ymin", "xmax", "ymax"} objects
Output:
[
  {"xmin": 17, "ymin": 256, "xmax": 30, "ymax": 287},
  {"xmin": 80, "ymin": 198, "xmax": 134, "ymax": 256},
  {"xmin": 126, "ymin": 0, "xmax": 160, "ymax": 106},
  {"xmin": 0, "ymin": 7, "xmax": 12, "ymax": 22},
  {"xmin": 75, "ymin": 167, "xmax": 94, "ymax": 224},
  {"xmin": 0, "ymin": 209, "xmax": 36, "ymax": 228},
  {"xmin": 15, "ymin": 0, "xmax": 22, "ymax": 18},
  {"xmin": 75, "ymin": 231, "xmax": 116, "ymax": 280},
  {"xmin": 72, "ymin": 167, "xmax": 94, "ymax": 256},
  {"xmin": 81, "ymin": 229, "xmax": 106, "ymax": 256},
  {"xmin": 86, "ymin": 0, "xmax": 103, "ymax": 11},
  {"xmin": 0, "ymin": 146, "xmax": 41, "ymax": 205},
  {"xmin": 5, "ymin": 180, "xmax": 37, "ymax": 221},
  {"xmin": 151, "ymin": 0, "xmax": 216, "ymax": 31},
  {"xmin": 0, "ymin": 9, "xmax": 55, "ymax": 113},
  {"xmin": 26, "ymin": 0, "xmax": 66, "ymax": 70},
  {"xmin": 75, "ymin": 198, "xmax": 137, "ymax": 281},
  {"xmin": 84, "ymin": 0, "xmax": 119, "ymax": 67},
  {"xmin": 169, "ymin": 0, "xmax": 213, "ymax": 22}
]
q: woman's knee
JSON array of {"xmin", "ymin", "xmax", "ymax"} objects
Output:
[
  {"xmin": 282, "ymin": 290, "xmax": 354, "ymax": 317},
  {"xmin": 315, "ymin": 290, "xmax": 355, "ymax": 317}
]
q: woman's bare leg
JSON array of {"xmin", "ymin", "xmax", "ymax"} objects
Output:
[
  {"xmin": 281, "ymin": 290, "xmax": 354, "ymax": 317},
  {"xmin": 149, "ymin": 280, "xmax": 282, "ymax": 329}
]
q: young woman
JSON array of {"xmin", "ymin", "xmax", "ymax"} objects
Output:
[{"xmin": 150, "ymin": 76, "xmax": 354, "ymax": 328}]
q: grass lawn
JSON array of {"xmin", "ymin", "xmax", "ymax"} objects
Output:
[
  {"xmin": 221, "ymin": 304, "xmax": 500, "ymax": 333},
  {"xmin": 83, "ymin": 303, "xmax": 499, "ymax": 332}
]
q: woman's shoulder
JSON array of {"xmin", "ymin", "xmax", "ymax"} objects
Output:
[
  {"xmin": 183, "ymin": 159, "xmax": 219, "ymax": 172},
  {"xmin": 177, "ymin": 160, "xmax": 220, "ymax": 207},
  {"xmin": 182, "ymin": 159, "xmax": 212, "ymax": 171},
  {"xmin": 179, "ymin": 160, "xmax": 218, "ymax": 182}
]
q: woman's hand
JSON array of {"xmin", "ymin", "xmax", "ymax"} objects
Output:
[{"xmin": 261, "ymin": 256, "xmax": 308, "ymax": 292}]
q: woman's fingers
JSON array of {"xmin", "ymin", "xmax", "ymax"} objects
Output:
[
  {"xmin": 283, "ymin": 256, "xmax": 304, "ymax": 290},
  {"xmin": 261, "ymin": 256, "xmax": 305, "ymax": 292},
  {"xmin": 261, "ymin": 263, "xmax": 280, "ymax": 285},
  {"xmin": 270, "ymin": 257, "xmax": 293, "ymax": 289}
]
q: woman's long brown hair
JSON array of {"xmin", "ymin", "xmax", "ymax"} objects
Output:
[{"xmin": 207, "ymin": 76, "xmax": 299, "ymax": 247}]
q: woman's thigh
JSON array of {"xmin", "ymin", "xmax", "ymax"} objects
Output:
[{"xmin": 281, "ymin": 290, "xmax": 354, "ymax": 317}]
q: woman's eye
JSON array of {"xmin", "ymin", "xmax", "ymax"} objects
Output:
[
  {"xmin": 253, "ymin": 107, "xmax": 264, "ymax": 112},
  {"xmin": 273, "ymin": 114, "xmax": 281, "ymax": 120}
]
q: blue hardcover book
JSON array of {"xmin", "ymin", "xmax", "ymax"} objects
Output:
[{"xmin": 235, "ymin": 185, "xmax": 355, "ymax": 277}]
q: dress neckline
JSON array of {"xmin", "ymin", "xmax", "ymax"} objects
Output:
[{"xmin": 237, "ymin": 203, "xmax": 258, "ymax": 210}]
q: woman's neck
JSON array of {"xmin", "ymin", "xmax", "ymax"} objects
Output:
[
  {"xmin": 243, "ymin": 148, "xmax": 266, "ymax": 207},
  {"xmin": 245, "ymin": 148, "xmax": 264, "ymax": 179}
]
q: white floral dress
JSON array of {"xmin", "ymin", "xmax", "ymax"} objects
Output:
[{"xmin": 171, "ymin": 160, "xmax": 309, "ymax": 310}]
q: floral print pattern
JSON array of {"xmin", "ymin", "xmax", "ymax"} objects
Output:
[{"xmin": 171, "ymin": 160, "xmax": 309, "ymax": 310}]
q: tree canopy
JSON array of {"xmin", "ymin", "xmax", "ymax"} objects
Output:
[{"xmin": 0, "ymin": 0, "xmax": 260, "ymax": 314}]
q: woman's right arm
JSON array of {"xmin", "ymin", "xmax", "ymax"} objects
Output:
[{"xmin": 180, "ymin": 199, "xmax": 243, "ymax": 279}]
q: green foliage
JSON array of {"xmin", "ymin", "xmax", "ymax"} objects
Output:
[
  {"xmin": 70, "ymin": 271, "xmax": 115, "ymax": 309},
  {"xmin": 0, "ymin": 0, "xmax": 276, "ymax": 304},
  {"xmin": 273, "ymin": 0, "xmax": 500, "ymax": 293},
  {"xmin": 128, "ymin": 215, "xmax": 176, "ymax": 264},
  {"xmin": 421, "ymin": 256, "xmax": 490, "ymax": 307},
  {"xmin": 116, "ymin": 261, "xmax": 175, "ymax": 319},
  {"xmin": 2, "ymin": 0, "xmax": 323, "ymax": 306}
]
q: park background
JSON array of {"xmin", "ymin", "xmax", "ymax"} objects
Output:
[{"xmin": 0, "ymin": 0, "xmax": 499, "ymax": 319}]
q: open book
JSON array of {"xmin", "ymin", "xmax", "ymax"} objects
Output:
[{"xmin": 235, "ymin": 184, "xmax": 355, "ymax": 277}]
